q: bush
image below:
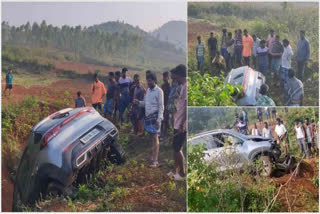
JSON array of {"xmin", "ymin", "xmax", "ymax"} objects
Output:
[
  {"xmin": 187, "ymin": 143, "xmax": 279, "ymax": 212},
  {"xmin": 188, "ymin": 72, "xmax": 242, "ymax": 106},
  {"xmin": 2, "ymin": 96, "xmax": 58, "ymax": 175}
]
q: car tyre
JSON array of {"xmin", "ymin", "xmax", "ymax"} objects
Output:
[
  {"xmin": 46, "ymin": 181, "xmax": 65, "ymax": 196},
  {"xmin": 108, "ymin": 142, "xmax": 125, "ymax": 164},
  {"xmin": 12, "ymin": 184, "xmax": 23, "ymax": 211}
]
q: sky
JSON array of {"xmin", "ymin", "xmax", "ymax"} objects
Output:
[{"xmin": 2, "ymin": 1, "xmax": 187, "ymax": 32}]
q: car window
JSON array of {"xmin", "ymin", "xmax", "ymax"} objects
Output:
[
  {"xmin": 190, "ymin": 135, "xmax": 219, "ymax": 150},
  {"xmin": 221, "ymin": 134, "xmax": 243, "ymax": 145}
]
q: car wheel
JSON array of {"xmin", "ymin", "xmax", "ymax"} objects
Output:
[
  {"xmin": 12, "ymin": 184, "xmax": 23, "ymax": 211},
  {"xmin": 257, "ymin": 155, "xmax": 272, "ymax": 177},
  {"xmin": 108, "ymin": 143, "xmax": 125, "ymax": 164},
  {"xmin": 46, "ymin": 182, "xmax": 65, "ymax": 196}
]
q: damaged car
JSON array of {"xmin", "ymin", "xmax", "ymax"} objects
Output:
[
  {"xmin": 13, "ymin": 107, "xmax": 125, "ymax": 211},
  {"xmin": 189, "ymin": 129, "xmax": 281, "ymax": 176},
  {"xmin": 225, "ymin": 66, "xmax": 265, "ymax": 106}
]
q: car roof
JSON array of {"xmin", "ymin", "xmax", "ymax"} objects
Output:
[
  {"xmin": 190, "ymin": 129, "xmax": 248, "ymax": 140},
  {"xmin": 33, "ymin": 107, "xmax": 99, "ymax": 134}
]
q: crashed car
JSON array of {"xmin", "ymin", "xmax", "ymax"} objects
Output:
[
  {"xmin": 13, "ymin": 107, "xmax": 125, "ymax": 210},
  {"xmin": 225, "ymin": 66, "xmax": 265, "ymax": 106},
  {"xmin": 189, "ymin": 129, "xmax": 281, "ymax": 176}
]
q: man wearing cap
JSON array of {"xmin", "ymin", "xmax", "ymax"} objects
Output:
[{"xmin": 167, "ymin": 64, "xmax": 186, "ymax": 180}]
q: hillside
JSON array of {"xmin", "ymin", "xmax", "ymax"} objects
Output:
[
  {"xmin": 151, "ymin": 20, "xmax": 187, "ymax": 52},
  {"xmin": 89, "ymin": 21, "xmax": 147, "ymax": 36},
  {"xmin": 1, "ymin": 20, "xmax": 186, "ymax": 72}
]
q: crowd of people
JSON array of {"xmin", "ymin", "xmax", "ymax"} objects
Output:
[
  {"xmin": 75, "ymin": 65, "xmax": 187, "ymax": 181},
  {"xmin": 195, "ymin": 28, "xmax": 309, "ymax": 106},
  {"xmin": 233, "ymin": 108, "xmax": 318, "ymax": 158}
]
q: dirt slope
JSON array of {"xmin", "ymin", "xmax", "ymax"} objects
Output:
[{"xmin": 188, "ymin": 21, "xmax": 219, "ymax": 49}]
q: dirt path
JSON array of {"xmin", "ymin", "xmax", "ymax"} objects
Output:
[
  {"xmin": 2, "ymin": 79, "xmax": 92, "ymax": 106},
  {"xmin": 272, "ymin": 158, "xmax": 318, "ymax": 212}
]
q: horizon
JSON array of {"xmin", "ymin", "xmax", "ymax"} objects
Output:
[{"xmin": 2, "ymin": 2, "xmax": 187, "ymax": 32}]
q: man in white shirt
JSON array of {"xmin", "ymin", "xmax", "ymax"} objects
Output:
[
  {"xmin": 118, "ymin": 68, "xmax": 132, "ymax": 125},
  {"xmin": 293, "ymin": 120, "xmax": 310, "ymax": 158},
  {"xmin": 281, "ymin": 39, "xmax": 293, "ymax": 91},
  {"xmin": 262, "ymin": 122, "xmax": 273, "ymax": 139},
  {"xmin": 275, "ymin": 118, "xmax": 288, "ymax": 155},
  {"xmin": 134, "ymin": 72, "xmax": 164, "ymax": 168}
]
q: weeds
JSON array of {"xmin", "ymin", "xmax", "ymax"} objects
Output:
[{"xmin": 187, "ymin": 144, "xmax": 279, "ymax": 212}]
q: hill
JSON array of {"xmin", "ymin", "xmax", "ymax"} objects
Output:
[
  {"xmin": 89, "ymin": 21, "xmax": 147, "ymax": 36},
  {"xmin": 2, "ymin": 20, "xmax": 186, "ymax": 72},
  {"xmin": 151, "ymin": 20, "xmax": 187, "ymax": 52}
]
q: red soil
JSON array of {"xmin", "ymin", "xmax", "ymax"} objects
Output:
[
  {"xmin": 2, "ymin": 80, "xmax": 92, "ymax": 107},
  {"xmin": 272, "ymin": 158, "xmax": 318, "ymax": 212},
  {"xmin": 188, "ymin": 21, "xmax": 219, "ymax": 49},
  {"xmin": 2, "ymin": 163, "xmax": 14, "ymax": 212},
  {"xmin": 54, "ymin": 61, "xmax": 139, "ymax": 75}
]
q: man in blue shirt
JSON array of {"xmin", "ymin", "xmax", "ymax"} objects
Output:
[
  {"xmin": 4, "ymin": 70, "xmax": 13, "ymax": 96},
  {"xmin": 296, "ymin": 30, "xmax": 310, "ymax": 81}
]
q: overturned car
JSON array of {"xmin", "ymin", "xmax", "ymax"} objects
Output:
[
  {"xmin": 13, "ymin": 107, "xmax": 125, "ymax": 210},
  {"xmin": 225, "ymin": 66, "xmax": 265, "ymax": 106},
  {"xmin": 189, "ymin": 129, "xmax": 281, "ymax": 176}
]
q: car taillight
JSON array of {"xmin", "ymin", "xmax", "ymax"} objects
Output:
[
  {"xmin": 42, "ymin": 125, "xmax": 61, "ymax": 148},
  {"xmin": 41, "ymin": 107, "xmax": 95, "ymax": 149}
]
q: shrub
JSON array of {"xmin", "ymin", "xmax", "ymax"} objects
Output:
[
  {"xmin": 188, "ymin": 72, "xmax": 242, "ymax": 106},
  {"xmin": 187, "ymin": 143, "xmax": 279, "ymax": 212}
]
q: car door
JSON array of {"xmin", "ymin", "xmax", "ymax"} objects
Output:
[
  {"xmin": 190, "ymin": 134, "xmax": 222, "ymax": 163},
  {"xmin": 219, "ymin": 133, "xmax": 248, "ymax": 170}
]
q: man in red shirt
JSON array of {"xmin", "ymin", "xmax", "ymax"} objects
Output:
[
  {"xmin": 91, "ymin": 73, "xmax": 106, "ymax": 111},
  {"xmin": 242, "ymin": 29, "xmax": 253, "ymax": 66}
]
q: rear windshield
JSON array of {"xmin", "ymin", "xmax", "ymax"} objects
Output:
[{"xmin": 232, "ymin": 73, "xmax": 244, "ymax": 85}]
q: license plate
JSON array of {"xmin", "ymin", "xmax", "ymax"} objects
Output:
[{"xmin": 80, "ymin": 128, "xmax": 100, "ymax": 144}]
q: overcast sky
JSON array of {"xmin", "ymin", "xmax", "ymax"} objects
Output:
[{"xmin": 2, "ymin": 1, "xmax": 187, "ymax": 32}]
